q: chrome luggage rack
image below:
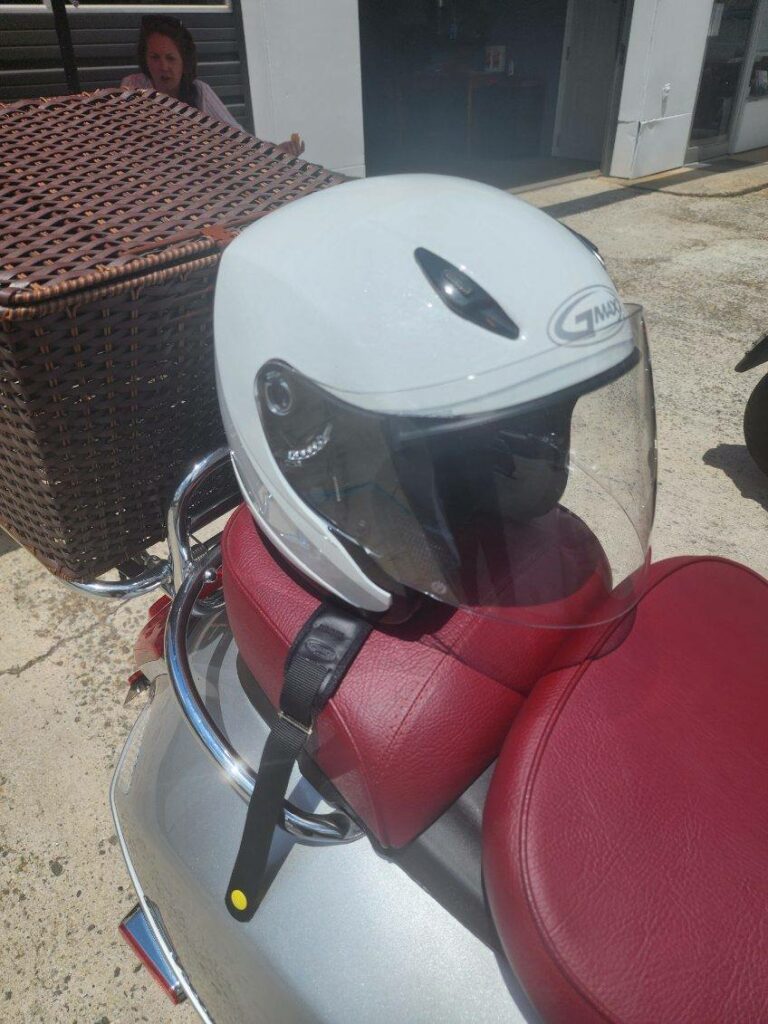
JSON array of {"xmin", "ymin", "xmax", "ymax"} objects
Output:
[{"xmin": 68, "ymin": 447, "xmax": 361, "ymax": 846}]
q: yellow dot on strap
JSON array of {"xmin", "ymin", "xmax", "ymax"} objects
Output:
[{"xmin": 230, "ymin": 889, "xmax": 248, "ymax": 912}]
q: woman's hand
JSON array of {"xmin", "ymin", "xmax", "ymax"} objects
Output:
[{"xmin": 276, "ymin": 133, "xmax": 306, "ymax": 158}]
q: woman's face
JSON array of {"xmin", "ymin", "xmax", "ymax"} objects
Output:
[{"xmin": 146, "ymin": 32, "xmax": 184, "ymax": 97}]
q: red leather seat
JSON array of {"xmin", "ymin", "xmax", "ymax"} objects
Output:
[
  {"xmin": 483, "ymin": 556, "xmax": 768, "ymax": 1024},
  {"xmin": 222, "ymin": 503, "xmax": 608, "ymax": 848}
]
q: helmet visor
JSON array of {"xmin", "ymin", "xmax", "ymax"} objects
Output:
[{"xmin": 258, "ymin": 306, "xmax": 656, "ymax": 628}]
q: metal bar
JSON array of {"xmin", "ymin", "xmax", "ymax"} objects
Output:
[
  {"xmin": 64, "ymin": 559, "xmax": 172, "ymax": 599},
  {"xmin": 166, "ymin": 447, "xmax": 232, "ymax": 594},
  {"xmin": 230, "ymin": 0, "xmax": 254, "ymax": 133},
  {"xmin": 50, "ymin": 0, "xmax": 80, "ymax": 93}
]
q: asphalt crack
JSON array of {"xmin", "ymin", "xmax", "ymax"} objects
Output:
[{"xmin": 0, "ymin": 600, "xmax": 131, "ymax": 679}]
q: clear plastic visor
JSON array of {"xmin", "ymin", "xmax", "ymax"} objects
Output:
[{"xmin": 258, "ymin": 306, "xmax": 656, "ymax": 628}]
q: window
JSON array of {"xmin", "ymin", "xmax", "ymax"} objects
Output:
[{"xmin": 749, "ymin": 7, "xmax": 768, "ymax": 97}]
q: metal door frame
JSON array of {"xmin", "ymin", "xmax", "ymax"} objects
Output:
[{"xmin": 600, "ymin": 0, "xmax": 635, "ymax": 172}]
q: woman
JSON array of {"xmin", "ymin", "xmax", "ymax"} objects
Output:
[{"xmin": 122, "ymin": 15, "xmax": 305, "ymax": 156}]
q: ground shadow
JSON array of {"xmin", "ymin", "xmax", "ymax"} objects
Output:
[
  {"xmin": 0, "ymin": 527, "xmax": 19, "ymax": 558},
  {"xmin": 703, "ymin": 443, "xmax": 768, "ymax": 513},
  {"xmin": 541, "ymin": 184, "xmax": 643, "ymax": 220}
]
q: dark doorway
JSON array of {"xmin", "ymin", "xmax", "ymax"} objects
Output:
[
  {"xmin": 688, "ymin": 0, "xmax": 758, "ymax": 161},
  {"xmin": 358, "ymin": 0, "xmax": 622, "ymax": 189}
]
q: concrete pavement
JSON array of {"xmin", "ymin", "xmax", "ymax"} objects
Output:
[
  {"xmin": 1, "ymin": 165, "xmax": 767, "ymax": 1023},
  {"xmin": 523, "ymin": 171, "xmax": 768, "ymax": 578}
]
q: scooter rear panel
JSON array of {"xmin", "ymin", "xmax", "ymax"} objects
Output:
[{"xmin": 112, "ymin": 607, "xmax": 537, "ymax": 1024}]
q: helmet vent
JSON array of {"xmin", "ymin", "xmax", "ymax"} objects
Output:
[{"xmin": 414, "ymin": 247, "xmax": 519, "ymax": 341}]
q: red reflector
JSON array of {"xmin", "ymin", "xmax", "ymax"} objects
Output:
[
  {"xmin": 149, "ymin": 595, "xmax": 172, "ymax": 619},
  {"xmin": 119, "ymin": 918, "xmax": 184, "ymax": 1005}
]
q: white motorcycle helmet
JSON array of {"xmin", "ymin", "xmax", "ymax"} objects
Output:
[{"xmin": 215, "ymin": 175, "xmax": 656, "ymax": 627}]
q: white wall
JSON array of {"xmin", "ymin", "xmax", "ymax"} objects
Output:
[
  {"xmin": 240, "ymin": 0, "xmax": 366, "ymax": 177},
  {"xmin": 610, "ymin": 0, "xmax": 712, "ymax": 177},
  {"xmin": 733, "ymin": 96, "xmax": 768, "ymax": 151}
]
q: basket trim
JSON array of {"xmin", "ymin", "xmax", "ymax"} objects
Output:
[
  {"xmin": 1, "ymin": 253, "xmax": 220, "ymax": 322},
  {"xmin": 1, "ymin": 89, "xmax": 345, "ymax": 311}
]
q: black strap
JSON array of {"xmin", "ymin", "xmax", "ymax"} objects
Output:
[{"xmin": 226, "ymin": 602, "xmax": 372, "ymax": 921}]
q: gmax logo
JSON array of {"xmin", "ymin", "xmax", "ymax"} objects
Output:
[{"xmin": 548, "ymin": 286, "xmax": 625, "ymax": 346}]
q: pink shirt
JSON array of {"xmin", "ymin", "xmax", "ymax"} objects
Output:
[{"xmin": 121, "ymin": 73, "xmax": 242, "ymax": 130}]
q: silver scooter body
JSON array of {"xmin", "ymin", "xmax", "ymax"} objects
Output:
[{"xmin": 107, "ymin": 452, "xmax": 539, "ymax": 1024}]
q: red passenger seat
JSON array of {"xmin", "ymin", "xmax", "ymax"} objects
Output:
[
  {"xmin": 483, "ymin": 556, "xmax": 768, "ymax": 1024},
  {"xmin": 223, "ymin": 502, "xmax": 609, "ymax": 848}
]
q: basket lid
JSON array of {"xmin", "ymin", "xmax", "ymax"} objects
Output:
[{"xmin": 0, "ymin": 89, "xmax": 345, "ymax": 311}]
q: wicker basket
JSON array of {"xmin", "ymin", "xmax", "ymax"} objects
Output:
[{"xmin": 0, "ymin": 89, "xmax": 345, "ymax": 580}]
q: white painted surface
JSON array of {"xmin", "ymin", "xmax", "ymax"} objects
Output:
[
  {"xmin": 614, "ymin": 112, "xmax": 695, "ymax": 177},
  {"xmin": 240, "ymin": 0, "xmax": 366, "ymax": 176},
  {"xmin": 610, "ymin": 0, "xmax": 713, "ymax": 177},
  {"xmin": 733, "ymin": 97, "xmax": 768, "ymax": 150}
]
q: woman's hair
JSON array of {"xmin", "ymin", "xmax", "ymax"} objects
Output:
[{"xmin": 138, "ymin": 14, "xmax": 199, "ymax": 109}]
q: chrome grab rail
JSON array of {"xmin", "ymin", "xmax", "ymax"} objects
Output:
[
  {"xmin": 166, "ymin": 447, "xmax": 231, "ymax": 594},
  {"xmin": 165, "ymin": 542, "xmax": 363, "ymax": 845},
  {"xmin": 65, "ymin": 559, "xmax": 172, "ymax": 599},
  {"xmin": 64, "ymin": 447, "xmax": 232, "ymax": 600},
  {"xmin": 70, "ymin": 447, "xmax": 360, "ymax": 842}
]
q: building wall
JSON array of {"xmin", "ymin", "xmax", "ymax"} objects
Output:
[
  {"xmin": 240, "ymin": 0, "xmax": 366, "ymax": 176},
  {"xmin": 610, "ymin": 0, "xmax": 713, "ymax": 177}
]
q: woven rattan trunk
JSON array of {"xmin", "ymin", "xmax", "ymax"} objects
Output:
[{"xmin": 0, "ymin": 89, "xmax": 344, "ymax": 580}]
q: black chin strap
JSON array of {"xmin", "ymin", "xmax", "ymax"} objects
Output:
[{"xmin": 226, "ymin": 602, "xmax": 372, "ymax": 922}]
